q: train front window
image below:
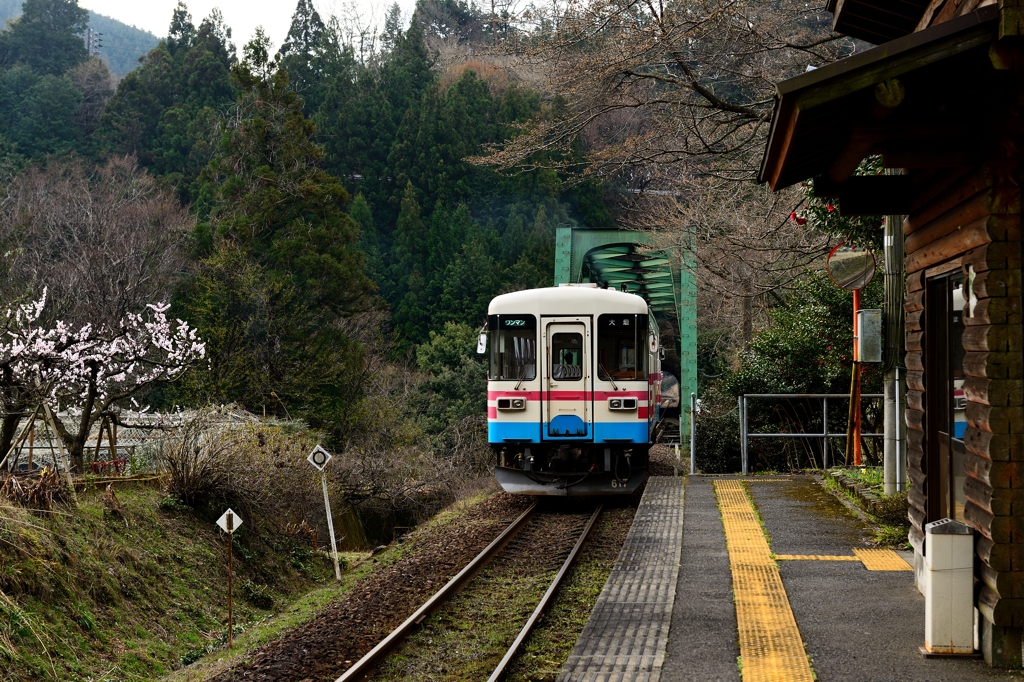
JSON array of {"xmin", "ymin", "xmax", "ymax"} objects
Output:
[
  {"xmin": 551, "ymin": 333, "xmax": 583, "ymax": 380},
  {"xmin": 597, "ymin": 314, "xmax": 647, "ymax": 381},
  {"xmin": 488, "ymin": 315, "xmax": 536, "ymax": 381}
]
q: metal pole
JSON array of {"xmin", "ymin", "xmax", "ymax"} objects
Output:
[
  {"xmin": 822, "ymin": 397, "xmax": 829, "ymax": 469},
  {"xmin": 227, "ymin": 513, "xmax": 233, "ymax": 649},
  {"xmin": 741, "ymin": 395, "xmax": 749, "ymax": 475},
  {"xmin": 322, "ymin": 471, "xmax": 342, "ymax": 581},
  {"xmin": 738, "ymin": 396, "xmax": 744, "ymax": 475},
  {"xmin": 690, "ymin": 392, "xmax": 696, "ymax": 475}
]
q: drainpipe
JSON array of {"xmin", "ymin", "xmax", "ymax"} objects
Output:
[{"xmin": 882, "ymin": 208, "xmax": 906, "ymax": 494}]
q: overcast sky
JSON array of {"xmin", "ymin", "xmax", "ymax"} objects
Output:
[{"xmin": 83, "ymin": 0, "xmax": 416, "ymax": 52}]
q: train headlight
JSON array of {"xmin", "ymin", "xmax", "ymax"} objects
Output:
[
  {"xmin": 608, "ymin": 397, "xmax": 637, "ymax": 411},
  {"xmin": 512, "ymin": 398, "xmax": 525, "ymax": 409},
  {"xmin": 609, "ymin": 398, "xmax": 622, "ymax": 409},
  {"xmin": 497, "ymin": 398, "xmax": 527, "ymax": 410}
]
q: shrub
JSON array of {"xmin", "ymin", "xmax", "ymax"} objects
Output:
[
  {"xmin": 240, "ymin": 579, "xmax": 273, "ymax": 609},
  {"xmin": 694, "ymin": 406, "xmax": 741, "ymax": 474},
  {"xmin": 873, "ymin": 491, "xmax": 910, "ymax": 527}
]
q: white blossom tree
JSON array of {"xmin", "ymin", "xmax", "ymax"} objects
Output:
[{"xmin": 0, "ymin": 291, "xmax": 205, "ymax": 472}]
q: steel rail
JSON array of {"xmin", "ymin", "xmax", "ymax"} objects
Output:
[
  {"xmin": 487, "ymin": 504, "xmax": 603, "ymax": 682},
  {"xmin": 336, "ymin": 503, "xmax": 537, "ymax": 682}
]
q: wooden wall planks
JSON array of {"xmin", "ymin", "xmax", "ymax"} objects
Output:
[{"xmin": 902, "ymin": 158, "xmax": 1024, "ymax": 625}]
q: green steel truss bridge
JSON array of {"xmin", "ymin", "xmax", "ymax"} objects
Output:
[{"xmin": 554, "ymin": 227, "xmax": 696, "ymax": 438}]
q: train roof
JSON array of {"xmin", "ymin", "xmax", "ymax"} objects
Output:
[{"xmin": 489, "ymin": 285, "xmax": 650, "ymax": 317}]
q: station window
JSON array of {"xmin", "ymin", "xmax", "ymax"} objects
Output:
[
  {"xmin": 597, "ymin": 314, "xmax": 647, "ymax": 381},
  {"xmin": 488, "ymin": 315, "xmax": 536, "ymax": 381}
]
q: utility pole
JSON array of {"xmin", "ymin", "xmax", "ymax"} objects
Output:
[
  {"xmin": 85, "ymin": 29, "xmax": 102, "ymax": 57},
  {"xmin": 882, "ymin": 208, "xmax": 907, "ymax": 494}
]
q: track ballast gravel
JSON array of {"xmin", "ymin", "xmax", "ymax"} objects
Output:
[{"xmin": 210, "ymin": 493, "xmax": 533, "ymax": 682}]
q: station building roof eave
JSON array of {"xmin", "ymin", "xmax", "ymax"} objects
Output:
[
  {"xmin": 758, "ymin": 5, "xmax": 1000, "ymax": 193},
  {"xmin": 826, "ymin": 0, "xmax": 932, "ymax": 45}
]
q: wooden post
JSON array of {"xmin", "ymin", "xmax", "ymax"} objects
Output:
[
  {"xmin": 27, "ymin": 423, "xmax": 33, "ymax": 471},
  {"xmin": 93, "ymin": 417, "xmax": 105, "ymax": 464},
  {"xmin": 109, "ymin": 421, "xmax": 117, "ymax": 461}
]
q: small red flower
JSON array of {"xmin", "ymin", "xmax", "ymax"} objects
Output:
[
  {"xmin": 795, "ymin": 216, "xmax": 807, "ymax": 226},
  {"xmin": 827, "ymin": 203, "xmax": 835, "ymax": 213}
]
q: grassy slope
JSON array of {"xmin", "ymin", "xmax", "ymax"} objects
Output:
[
  {"xmin": 0, "ymin": 484, "xmax": 335, "ymax": 681},
  {"xmin": 163, "ymin": 489, "xmax": 498, "ymax": 680}
]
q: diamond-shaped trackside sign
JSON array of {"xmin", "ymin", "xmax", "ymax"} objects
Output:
[
  {"xmin": 216, "ymin": 508, "xmax": 242, "ymax": 534},
  {"xmin": 307, "ymin": 444, "xmax": 333, "ymax": 471}
]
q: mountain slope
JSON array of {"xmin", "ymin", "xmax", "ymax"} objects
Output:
[{"xmin": 0, "ymin": 0, "xmax": 160, "ymax": 76}]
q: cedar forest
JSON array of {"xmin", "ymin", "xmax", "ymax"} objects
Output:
[
  {"xmin": 0, "ymin": 0, "xmax": 618, "ymax": 451},
  {"xmin": 0, "ymin": 0, "xmax": 873, "ymax": 469}
]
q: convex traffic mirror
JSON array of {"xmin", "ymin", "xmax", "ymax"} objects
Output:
[{"xmin": 826, "ymin": 244, "xmax": 876, "ymax": 291}]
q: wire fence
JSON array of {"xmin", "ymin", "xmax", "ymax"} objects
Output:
[
  {"xmin": 2, "ymin": 408, "xmax": 266, "ymax": 475},
  {"xmin": 681, "ymin": 393, "xmax": 885, "ymax": 475},
  {"xmin": 737, "ymin": 394, "xmax": 883, "ymax": 475}
]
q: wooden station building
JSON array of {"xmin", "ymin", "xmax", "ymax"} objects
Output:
[{"xmin": 759, "ymin": 0, "xmax": 1024, "ymax": 666}]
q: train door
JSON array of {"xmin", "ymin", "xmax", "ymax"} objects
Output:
[{"xmin": 543, "ymin": 319, "xmax": 592, "ymax": 439}]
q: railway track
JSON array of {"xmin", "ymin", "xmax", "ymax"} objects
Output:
[{"xmin": 337, "ymin": 503, "xmax": 603, "ymax": 682}]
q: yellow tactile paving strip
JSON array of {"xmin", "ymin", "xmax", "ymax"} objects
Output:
[
  {"xmin": 714, "ymin": 479, "xmax": 815, "ymax": 682},
  {"xmin": 774, "ymin": 550, "xmax": 912, "ymax": 571},
  {"xmin": 775, "ymin": 554, "xmax": 860, "ymax": 561},
  {"xmin": 853, "ymin": 548, "xmax": 913, "ymax": 571}
]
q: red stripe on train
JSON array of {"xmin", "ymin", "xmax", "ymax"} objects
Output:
[{"xmin": 489, "ymin": 390, "xmax": 648, "ymax": 401}]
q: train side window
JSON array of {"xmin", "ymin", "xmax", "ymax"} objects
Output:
[
  {"xmin": 597, "ymin": 314, "xmax": 647, "ymax": 381},
  {"xmin": 551, "ymin": 333, "xmax": 583, "ymax": 380},
  {"xmin": 488, "ymin": 314, "xmax": 536, "ymax": 381}
]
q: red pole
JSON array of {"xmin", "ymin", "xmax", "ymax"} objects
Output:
[{"xmin": 853, "ymin": 289, "xmax": 862, "ymax": 466}]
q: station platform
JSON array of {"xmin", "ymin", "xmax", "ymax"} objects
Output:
[
  {"xmin": 558, "ymin": 476, "xmax": 685, "ymax": 681},
  {"xmin": 559, "ymin": 475, "xmax": 1021, "ymax": 682}
]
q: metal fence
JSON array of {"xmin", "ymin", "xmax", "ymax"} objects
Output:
[{"xmin": 738, "ymin": 393, "xmax": 883, "ymax": 475}]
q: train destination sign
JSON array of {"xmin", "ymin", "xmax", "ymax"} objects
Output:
[{"xmin": 488, "ymin": 314, "xmax": 536, "ymax": 330}]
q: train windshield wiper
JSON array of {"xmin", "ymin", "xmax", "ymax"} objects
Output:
[
  {"xmin": 514, "ymin": 364, "xmax": 528, "ymax": 391},
  {"xmin": 599, "ymin": 364, "xmax": 618, "ymax": 391}
]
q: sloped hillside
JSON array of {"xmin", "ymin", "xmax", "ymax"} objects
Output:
[{"xmin": 0, "ymin": 0, "xmax": 159, "ymax": 75}]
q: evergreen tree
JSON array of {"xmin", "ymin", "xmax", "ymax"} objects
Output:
[
  {"xmin": 350, "ymin": 192, "xmax": 382, "ymax": 280},
  {"xmin": 278, "ymin": 0, "xmax": 333, "ymax": 111},
  {"xmin": 380, "ymin": 2, "xmax": 403, "ymax": 54},
  {"xmin": 390, "ymin": 181, "xmax": 426, "ymax": 290},
  {"xmin": 438, "ymin": 237, "xmax": 499, "ymax": 327},
  {"xmin": 100, "ymin": 6, "xmax": 235, "ymax": 199},
  {"xmin": 0, "ymin": 0, "xmax": 88, "ymax": 76},
  {"xmin": 179, "ymin": 29, "xmax": 373, "ymax": 431},
  {"xmin": 166, "ymin": 1, "xmax": 196, "ymax": 57},
  {"xmin": 316, "ymin": 61, "xmax": 396, "ymax": 222},
  {"xmin": 379, "ymin": 20, "xmax": 433, "ymax": 126}
]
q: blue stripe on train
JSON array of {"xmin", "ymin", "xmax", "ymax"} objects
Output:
[
  {"xmin": 488, "ymin": 421, "xmax": 541, "ymax": 442},
  {"xmin": 489, "ymin": 420, "xmax": 650, "ymax": 444}
]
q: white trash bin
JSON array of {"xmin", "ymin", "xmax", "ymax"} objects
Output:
[{"xmin": 923, "ymin": 518, "xmax": 975, "ymax": 655}]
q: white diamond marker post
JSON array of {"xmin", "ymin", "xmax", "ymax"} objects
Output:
[
  {"xmin": 216, "ymin": 508, "xmax": 243, "ymax": 648},
  {"xmin": 308, "ymin": 445, "xmax": 342, "ymax": 580}
]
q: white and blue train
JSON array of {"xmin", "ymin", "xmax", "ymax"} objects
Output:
[{"xmin": 480, "ymin": 284, "xmax": 663, "ymax": 495}]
